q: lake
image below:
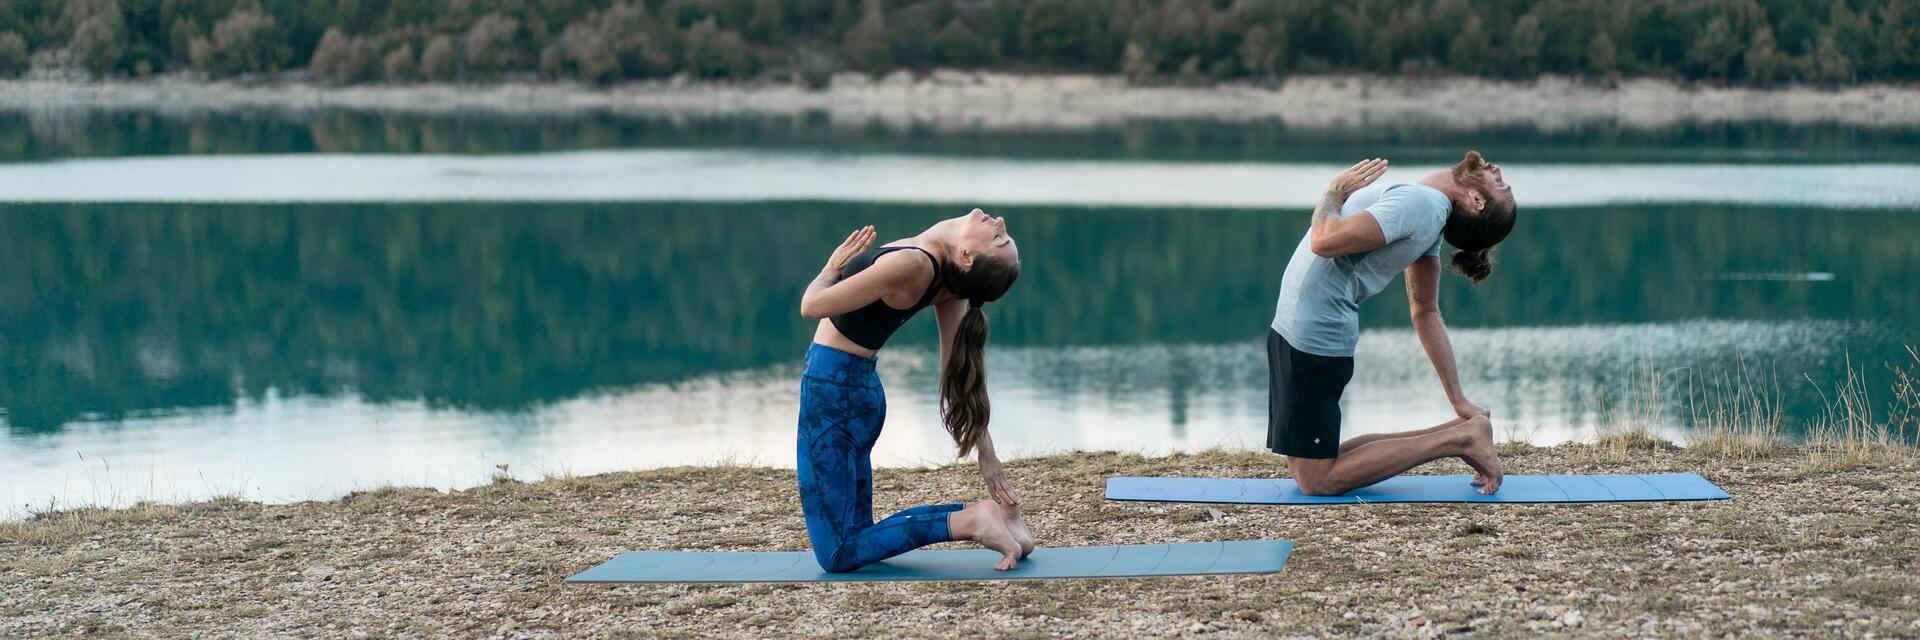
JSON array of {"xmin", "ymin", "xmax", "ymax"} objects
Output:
[{"xmin": 2, "ymin": 109, "xmax": 1915, "ymax": 515}]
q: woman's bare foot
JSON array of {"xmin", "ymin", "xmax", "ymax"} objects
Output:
[
  {"xmin": 1003, "ymin": 506, "xmax": 1036, "ymax": 559},
  {"xmin": 1459, "ymin": 416, "xmax": 1504, "ymax": 494},
  {"xmin": 950, "ymin": 501, "xmax": 1023, "ymax": 570}
]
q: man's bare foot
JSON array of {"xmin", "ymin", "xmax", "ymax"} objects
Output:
[
  {"xmin": 1460, "ymin": 415, "xmax": 1504, "ymax": 494},
  {"xmin": 1003, "ymin": 506, "xmax": 1036, "ymax": 559},
  {"xmin": 951, "ymin": 501, "xmax": 1023, "ymax": 570}
]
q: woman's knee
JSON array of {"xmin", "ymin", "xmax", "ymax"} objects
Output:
[{"xmin": 813, "ymin": 546, "xmax": 863, "ymax": 573}]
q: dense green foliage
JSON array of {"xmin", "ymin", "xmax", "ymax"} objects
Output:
[
  {"xmin": 3, "ymin": 200, "xmax": 1914, "ymax": 431},
  {"xmin": 0, "ymin": 0, "xmax": 1914, "ymax": 85}
]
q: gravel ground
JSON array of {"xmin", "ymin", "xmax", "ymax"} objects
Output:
[{"xmin": 2, "ymin": 442, "xmax": 1916, "ymax": 638}]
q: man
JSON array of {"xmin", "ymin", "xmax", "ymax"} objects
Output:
[{"xmin": 1269, "ymin": 151, "xmax": 1518, "ymax": 496}]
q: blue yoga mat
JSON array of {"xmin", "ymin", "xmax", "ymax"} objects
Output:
[
  {"xmin": 1105, "ymin": 473, "xmax": 1729, "ymax": 505},
  {"xmin": 566, "ymin": 540, "xmax": 1291, "ymax": 583}
]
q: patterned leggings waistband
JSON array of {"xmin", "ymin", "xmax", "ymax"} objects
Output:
[{"xmin": 804, "ymin": 343, "xmax": 880, "ymax": 387}]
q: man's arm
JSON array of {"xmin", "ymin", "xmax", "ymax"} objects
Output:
[
  {"xmin": 1406, "ymin": 256, "xmax": 1487, "ymax": 419},
  {"xmin": 1309, "ymin": 158, "xmax": 1391, "ymax": 258}
]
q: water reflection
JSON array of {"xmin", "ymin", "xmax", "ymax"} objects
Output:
[
  {"xmin": 3, "ymin": 319, "xmax": 1886, "ymax": 514},
  {"xmin": 6, "ymin": 108, "xmax": 1920, "ymax": 165},
  {"xmin": 3, "ymin": 201, "xmax": 1912, "ymax": 436}
]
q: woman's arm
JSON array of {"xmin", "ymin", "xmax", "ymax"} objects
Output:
[
  {"xmin": 1405, "ymin": 256, "xmax": 1488, "ymax": 419},
  {"xmin": 975, "ymin": 430, "xmax": 1018, "ymax": 506},
  {"xmin": 934, "ymin": 297, "xmax": 966, "ymax": 369},
  {"xmin": 933, "ymin": 297, "xmax": 1019, "ymax": 506},
  {"xmin": 798, "ymin": 227, "xmax": 922, "ymax": 319}
]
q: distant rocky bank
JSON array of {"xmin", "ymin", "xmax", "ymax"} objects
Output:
[{"xmin": 6, "ymin": 72, "xmax": 1920, "ymax": 132}]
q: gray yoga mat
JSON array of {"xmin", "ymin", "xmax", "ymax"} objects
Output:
[
  {"xmin": 1105, "ymin": 473, "xmax": 1729, "ymax": 505},
  {"xmin": 566, "ymin": 540, "xmax": 1292, "ymax": 583}
]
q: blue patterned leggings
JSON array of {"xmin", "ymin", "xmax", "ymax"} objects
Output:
[{"xmin": 797, "ymin": 343, "xmax": 961, "ymax": 572}]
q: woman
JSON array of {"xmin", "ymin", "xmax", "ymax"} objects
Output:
[{"xmin": 795, "ymin": 208, "xmax": 1032, "ymax": 572}]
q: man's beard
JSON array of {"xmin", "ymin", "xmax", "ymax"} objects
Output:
[{"xmin": 1451, "ymin": 150, "xmax": 1488, "ymax": 184}]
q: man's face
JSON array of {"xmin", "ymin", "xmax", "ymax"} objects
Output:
[{"xmin": 1452, "ymin": 150, "xmax": 1514, "ymax": 214}]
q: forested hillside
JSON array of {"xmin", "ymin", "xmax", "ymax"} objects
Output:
[{"xmin": 0, "ymin": 0, "xmax": 1914, "ymax": 86}]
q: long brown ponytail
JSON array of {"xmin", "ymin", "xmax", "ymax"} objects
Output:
[{"xmin": 939, "ymin": 253, "xmax": 1020, "ymax": 457}]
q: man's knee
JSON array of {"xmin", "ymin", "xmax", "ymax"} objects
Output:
[
  {"xmin": 1288, "ymin": 458, "xmax": 1345, "ymax": 496},
  {"xmin": 1296, "ymin": 478, "xmax": 1345, "ymax": 497}
]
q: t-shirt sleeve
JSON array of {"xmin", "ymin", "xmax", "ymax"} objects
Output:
[
  {"xmin": 1367, "ymin": 185, "xmax": 1449, "ymax": 255},
  {"xmin": 1363, "ymin": 185, "xmax": 1421, "ymax": 244}
]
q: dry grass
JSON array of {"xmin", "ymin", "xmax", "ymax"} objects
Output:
[
  {"xmin": 1801, "ymin": 355, "xmax": 1915, "ymax": 469},
  {"xmin": 1889, "ymin": 346, "xmax": 1920, "ymax": 441},
  {"xmin": 1585, "ymin": 363, "xmax": 1685, "ymax": 462},
  {"xmin": 2, "ymin": 444, "xmax": 1917, "ymax": 638},
  {"xmin": 1586, "ymin": 351, "xmax": 1920, "ymax": 466},
  {"xmin": 1685, "ymin": 361, "xmax": 1785, "ymax": 460}
]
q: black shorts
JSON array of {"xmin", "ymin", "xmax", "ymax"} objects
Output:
[{"xmin": 1266, "ymin": 329, "xmax": 1355, "ymax": 459}]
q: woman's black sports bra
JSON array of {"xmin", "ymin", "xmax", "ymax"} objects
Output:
[{"xmin": 829, "ymin": 246, "xmax": 943, "ymax": 350}]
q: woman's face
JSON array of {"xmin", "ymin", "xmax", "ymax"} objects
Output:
[{"xmin": 952, "ymin": 208, "xmax": 1018, "ymax": 269}]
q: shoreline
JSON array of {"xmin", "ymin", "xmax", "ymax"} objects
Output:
[
  {"xmin": 7, "ymin": 72, "xmax": 1920, "ymax": 132},
  {"xmin": 3, "ymin": 443, "xmax": 1915, "ymax": 637}
]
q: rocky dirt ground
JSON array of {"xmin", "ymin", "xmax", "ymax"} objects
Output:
[{"xmin": 3, "ymin": 441, "xmax": 1916, "ymax": 638}]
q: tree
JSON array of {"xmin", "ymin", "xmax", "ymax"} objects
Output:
[
  {"xmin": 1742, "ymin": 25, "xmax": 1783, "ymax": 86},
  {"xmin": 843, "ymin": 0, "xmax": 890, "ymax": 75},
  {"xmin": 1120, "ymin": 39, "xmax": 1157, "ymax": 83},
  {"xmin": 1239, "ymin": 24, "xmax": 1283, "ymax": 78},
  {"xmin": 682, "ymin": 17, "xmax": 755, "ymax": 78},
  {"xmin": 551, "ymin": 2, "xmax": 672, "ymax": 83},
  {"xmin": 383, "ymin": 44, "xmax": 417, "ymax": 82},
  {"xmin": 419, "ymin": 34, "xmax": 456, "ymax": 80},
  {"xmin": 1587, "ymin": 31, "xmax": 1617, "ymax": 78},
  {"xmin": 1878, "ymin": 0, "xmax": 1920, "ymax": 77},
  {"xmin": 1506, "ymin": 12, "xmax": 1543, "ymax": 77},
  {"xmin": 930, "ymin": 18, "xmax": 991, "ymax": 67},
  {"xmin": 465, "ymin": 13, "xmax": 520, "ymax": 73},
  {"xmin": 1809, "ymin": 28, "xmax": 1851, "ymax": 85},
  {"xmin": 70, "ymin": 14, "xmax": 124, "ymax": 74},
  {"xmin": 59, "ymin": 0, "xmax": 124, "ymax": 74},
  {"xmin": 168, "ymin": 18, "xmax": 201, "ymax": 66},
  {"xmin": 1446, "ymin": 14, "xmax": 1491, "ymax": 74},
  {"xmin": 745, "ymin": 0, "xmax": 783, "ymax": 43},
  {"xmin": 1022, "ymin": 0, "xmax": 1111, "ymax": 67},
  {"xmin": 189, "ymin": 5, "xmax": 279, "ymax": 77},
  {"xmin": 0, "ymin": 31, "xmax": 26, "ymax": 77},
  {"xmin": 309, "ymin": 28, "xmax": 374, "ymax": 82},
  {"xmin": 1684, "ymin": 15, "xmax": 1740, "ymax": 82}
]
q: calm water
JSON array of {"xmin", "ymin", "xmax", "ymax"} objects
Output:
[{"xmin": 3, "ymin": 109, "xmax": 1917, "ymax": 514}]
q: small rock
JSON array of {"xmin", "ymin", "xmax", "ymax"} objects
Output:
[
  {"xmin": 1410, "ymin": 616, "xmax": 1427, "ymax": 627},
  {"xmin": 495, "ymin": 618, "xmax": 518, "ymax": 635},
  {"xmin": 1343, "ymin": 611, "xmax": 1357, "ymax": 620},
  {"xmin": 1187, "ymin": 621, "xmax": 1206, "ymax": 634}
]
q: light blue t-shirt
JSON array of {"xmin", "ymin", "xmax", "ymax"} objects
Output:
[{"xmin": 1270, "ymin": 183, "xmax": 1449, "ymax": 357}]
